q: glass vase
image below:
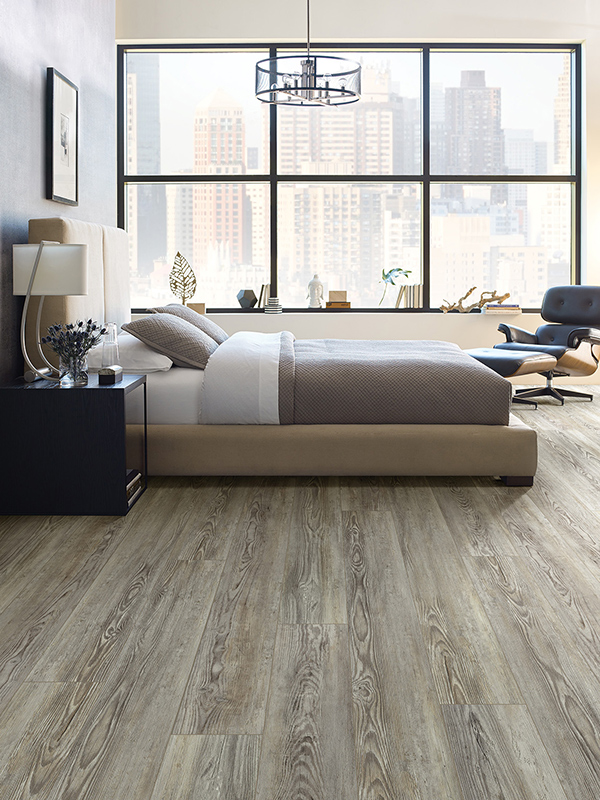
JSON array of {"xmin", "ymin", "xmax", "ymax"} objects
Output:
[{"xmin": 60, "ymin": 354, "xmax": 89, "ymax": 387}]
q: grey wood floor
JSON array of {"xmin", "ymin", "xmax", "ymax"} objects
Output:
[{"xmin": 2, "ymin": 389, "xmax": 600, "ymax": 799}]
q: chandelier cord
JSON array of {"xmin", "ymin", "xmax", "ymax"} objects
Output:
[{"xmin": 306, "ymin": 0, "xmax": 311, "ymax": 59}]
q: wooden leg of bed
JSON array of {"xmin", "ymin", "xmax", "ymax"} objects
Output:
[{"xmin": 500, "ymin": 475, "xmax": 534, "ymax": 487}]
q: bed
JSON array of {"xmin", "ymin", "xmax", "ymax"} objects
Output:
[{"xmin": 28, "ymin": 217, "xmax": 537, "ymax": 484}]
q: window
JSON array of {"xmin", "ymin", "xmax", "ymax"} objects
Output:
[{"xmin": 118, "ymin": 44, "xmax": 580, "ymax": 311}]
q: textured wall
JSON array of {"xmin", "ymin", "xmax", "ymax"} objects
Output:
[{"xmin": 0, "ymin": 0, "xmax": 116, "ymax": 385}]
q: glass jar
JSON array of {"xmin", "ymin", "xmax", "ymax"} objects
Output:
[{"xmin": 60, "ymin": 354, "xmax": 89, "ymax": 387}]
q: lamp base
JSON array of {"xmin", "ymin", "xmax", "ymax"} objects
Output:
[{"xmin": 24, "ymin": 367, "xmax": 54, "ymax": 383}]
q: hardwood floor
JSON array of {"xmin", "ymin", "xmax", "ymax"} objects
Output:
[{"xmin": 2, "ymin": 391, "xmax": 600, "ymax": 799}]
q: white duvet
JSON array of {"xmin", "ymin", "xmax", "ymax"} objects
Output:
[{"xmin": 200, "ymin": 331, "xmax": 284, "ymax": 424}]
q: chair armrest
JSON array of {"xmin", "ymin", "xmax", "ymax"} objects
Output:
[
  {"xmin": 567, "ymin": 327, "xmax": 600, "ymax": 348},
  {"xmin": 497, "ymin": 323, "xmax": 538, "ymax": 344}
]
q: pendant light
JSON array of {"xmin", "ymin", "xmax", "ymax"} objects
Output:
[{"xmin": 255, "ymin": 0, "xmax": 361, "ymax": 106}]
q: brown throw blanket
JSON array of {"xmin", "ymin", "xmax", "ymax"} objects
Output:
[{"xmin": 278, "ymin": 336, "xmax": 511, "ymax": 425}]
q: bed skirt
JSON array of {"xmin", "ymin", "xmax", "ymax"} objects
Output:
[{"xmin": 126, "ymin": 416, "xmax": 536, "ymax": 481}]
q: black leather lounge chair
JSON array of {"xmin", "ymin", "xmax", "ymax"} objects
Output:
[{"xmin": 494, "ymin": 285, "xmax": 600, "ymax": 404}]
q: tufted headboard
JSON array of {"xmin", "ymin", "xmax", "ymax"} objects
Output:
[{"xmin": 27, "ymin": 217, "xmax": 131, "ymax": 366}]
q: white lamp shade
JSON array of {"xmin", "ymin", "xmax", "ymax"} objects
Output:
[{"xmin": 13, "ymin": 243, "xmax": 88, "ymax": 296}]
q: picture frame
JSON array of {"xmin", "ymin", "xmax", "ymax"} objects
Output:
[{"xmin": 46, "ymin": 67, "xmax": 78, "ymax": 205}]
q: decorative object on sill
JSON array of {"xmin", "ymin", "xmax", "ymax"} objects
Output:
[
  {"xmin": 440, "ymin": 287, "xmax": 510, "ymax": 314},
  {"xmin": 42, "ymin": 319, "xmax": 105, "ymax": 387},
  {"xmin": 237, "ymin": 289, "xmax": 258, "ymax": 309},
  {"xmin": 187, "ymin": 303, "xmax": 206, "ymax": 315},
  {"xmin": 265, "ymin": 297, "xmax": 283, "ymax": 314},
  {"xmin": 12, "ymin": 241, "xmax": 88, "ymax": 383},
  {"xmin": 484, "ymin": 303, "xmax": 522, "ymax": 315},
  {"xmin": 101, "ymin": 323, "xmax": 120, "ymax": 368},
  {"xmin": 307, "ymin": 274, "xmax": 324, "ymax": 308},
  {"xmin": 99, "ymin": 365, "xmax": 123, "ymax": 385},
  {"xmin": 379, "ymin": 267, "xmax": 412, "ymax": 306},
  {"xmin": 258, "ymin": 284, "xmax": 270, "ymax": 308},
  {"xmin": 403, "ymin": 284, "xmax": 424, "ymax": 309},
  {"xmin": 169, "ymin": 252, "xmax": 197, "ymax": 306},
  {"xmin": 255, "ymin": 0, "xmax": 361, "ymax": 107},
  {"xmin": 46, "ymin": 68, "xmax": 78, "ymax": 205},
  {"xmin": 329, "ymin": 290, "xmax": 347, "ymax": 303},
  {"xmin": 326, "ymin": 301, "xmax": 351, "ymax": 309}
]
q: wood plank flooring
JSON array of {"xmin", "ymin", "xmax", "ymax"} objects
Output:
[{"xmin": 2, "ymin": 391, "xmax": 600, "ymax": 799}]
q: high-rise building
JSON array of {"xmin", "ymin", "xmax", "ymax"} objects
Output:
[
  {"xmin": 275, "ymin": 64, "xmax": 421, "ymax": 304},
  {"xmin": 554, "ymin": 54, "xmax": 571, "ymax": 171},
  {"xmin": 126, "ymin": 53, "xmax": 166, "ymax": 277},
  {"xmin": 166, "ymin": 181, "xmax": 194, "ymax": 269},
  {"xmin": 444, "ymin": 70, "xmax": 504, "ymax": 174},
  {"xmin": 277, "ymin": 64, "xmax": 419, "ymax": 175},
  {"xmin": 192, "ymin": 88, "xmax": 248, "ymax": 272}
]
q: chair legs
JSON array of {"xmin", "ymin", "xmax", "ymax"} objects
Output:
[
  {"xmin": 514, "ymin": 373, "xmax": 594, "ymax": 405},
  {"xmin": 511, "ymin": 395, "xmax": 537, "ymax": 408}
]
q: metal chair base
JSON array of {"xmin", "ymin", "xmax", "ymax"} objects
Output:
[
  {"xmin": 514, "ymin": 381, "xmax": 593, "ymax": 406},
  {"xmin": 511, "ymin": 395, "xmax": 537, "ymax": 409}
]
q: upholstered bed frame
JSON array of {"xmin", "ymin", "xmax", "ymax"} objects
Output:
[{"xmin": 29, "ymin": 217, "xmax": 537, "ymax": 483}]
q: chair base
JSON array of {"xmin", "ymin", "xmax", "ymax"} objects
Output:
[
  {"xmin": 515, "ymin": 381, "xmax": 594, "ymax": 406},
  {"xmin": 511, "ymin": 395, "xmax": 538, "ymax": 409}
]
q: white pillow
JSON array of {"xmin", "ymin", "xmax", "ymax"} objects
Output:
[{"xmin": 88, "ymin": 331, "xmax": 173, "ymax": 373}]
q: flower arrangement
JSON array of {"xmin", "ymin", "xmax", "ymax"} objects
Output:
[{"xmin": 42, "ymin": 319, "xmax": 106, "ymax": 385}]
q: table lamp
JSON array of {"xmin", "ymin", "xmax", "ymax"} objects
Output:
[{"xmin": 13, "ymin": 241, "xmax": 88, "ymax": 382}]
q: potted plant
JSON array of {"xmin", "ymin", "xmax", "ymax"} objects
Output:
[
  {"xmin": 42, "ymin": 319, "xmax": 106, "ymax": 386},
  {"xmin": 379, "ymin": 267, "xmax": 412, "ymax": 307}
]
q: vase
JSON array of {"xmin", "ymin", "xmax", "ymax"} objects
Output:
[{"xmin": 60, "ymin": 354, "xmax": 89, "ymax": 387}]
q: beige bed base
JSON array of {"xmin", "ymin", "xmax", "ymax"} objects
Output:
[{"xmin": 126, "ymin": 416, "xmax": 537, "ymax": 483}]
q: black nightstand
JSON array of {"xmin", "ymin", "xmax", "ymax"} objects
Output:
[{"xmin": 0, "ymin": 374, "xmax": 147, "ymax": 516}]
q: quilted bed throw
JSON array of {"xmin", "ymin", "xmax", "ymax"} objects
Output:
[{"xmin": 202, "ymin": 332, "xmax": 511, "ymax": 426}]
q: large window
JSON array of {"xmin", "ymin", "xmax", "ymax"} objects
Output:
[{"xmin": 118, "ymin": 44, "xmax": 580, "ymax": 311}]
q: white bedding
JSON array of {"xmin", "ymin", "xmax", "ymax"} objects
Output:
[
  {"xmin": 125, "ymin": 367, "xmax": 204, "ymax": 424},
  {"xmin": 200, "ymin": 331, "xmax": 282, "ymax": 424}
]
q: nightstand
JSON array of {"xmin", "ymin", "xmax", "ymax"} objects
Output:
[{"xmin": 0, "ymin": 374, "xmax": 147, "ymax": 515}]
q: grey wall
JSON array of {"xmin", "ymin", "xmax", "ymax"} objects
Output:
[{"xmin": 0, "ymin": 0, "xmax": 116, "ymax": 384}]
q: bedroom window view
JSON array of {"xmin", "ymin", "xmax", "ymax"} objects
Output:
[
  {"xmin": 429, "ymin": 183, "xmax": 572, "ymax": 308},
  {"xmin": 278, "ymin": 183, "xmax": 421, "ymax": 308},
  {"xmin": 121, "ymin": 46, "xmax": 577, "ymax": 310}
]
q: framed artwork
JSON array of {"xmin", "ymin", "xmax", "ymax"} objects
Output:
[{"xmin": 46, "ymin": 67, "xmax": 78, "ymax": 205}]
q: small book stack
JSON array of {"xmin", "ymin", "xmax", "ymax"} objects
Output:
[
  {"xmin": 257, "ymin": 284, "xmax": 270, "ymax": 308},
  {"xmin": 126, "ymin": 468, "xmax": 143, "ymax": 508},
  {"xmin": 484, "ymin": 303, "xmax": 522, "ymax": 315},
  {"xmin": 327, "ymin": 290, "xmax": 350, "ymax": 309},
  {"xmin": 264, "ymin": 296, "xmax": 283, "ymax": 314},
  {"xmin": 403, "ymin": 284, "xmax": 424, "ymax": 308}
]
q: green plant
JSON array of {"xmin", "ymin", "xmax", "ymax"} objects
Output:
[
  {"xmin": 169, "ymin": 252, "xmax": 197, "ymax": 305},
  {"xmin": 379, "ymin": 267, "xmax": 411, "ymax": 306}
]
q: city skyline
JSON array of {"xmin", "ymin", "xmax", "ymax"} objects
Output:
[{"xmin": 126, "ymin": 50, "xmax": 573, "ymax": 309}]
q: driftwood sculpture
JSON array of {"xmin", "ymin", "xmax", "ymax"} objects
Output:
[{"xmin": 440, "ymin": 288, "xmax": 510, "ymax": 313}]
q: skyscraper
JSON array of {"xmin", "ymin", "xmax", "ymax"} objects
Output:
[
  {"xmin": 444, "ymin": 70, "xmax": 503, "ymax": 174},
  {"xmin": 554, "ymin": 54, "xmax": 571, "ymax": 171},
  {"xmin": 192, "ymin": 89, "xmax": 247, "ymax": 270},
  {"xmin": 126, "ymin": 53, "xmax": 166, "ymax": 277}
]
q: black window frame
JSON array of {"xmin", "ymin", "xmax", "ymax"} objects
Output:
[{"xmin": 117, "ymin": 42, "xmax": 582, "ymax": 313}]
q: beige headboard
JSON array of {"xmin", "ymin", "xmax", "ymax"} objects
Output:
[{"xmin": 27, "ymin": 217, "xmax": 131, "ymax": 366}]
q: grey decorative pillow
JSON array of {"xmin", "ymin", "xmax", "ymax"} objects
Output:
[
  {"xmin": 122, "ymin": 314, "xmax": 218, "ymax": 369},
  {"xmin": 149, "ymin": 304, "xmax": 229, "ymax": 344}
]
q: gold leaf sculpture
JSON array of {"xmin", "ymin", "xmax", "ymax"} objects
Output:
[{"xmin": 169, "ymin": 252, "xmax": 197, "ymax": 305}]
